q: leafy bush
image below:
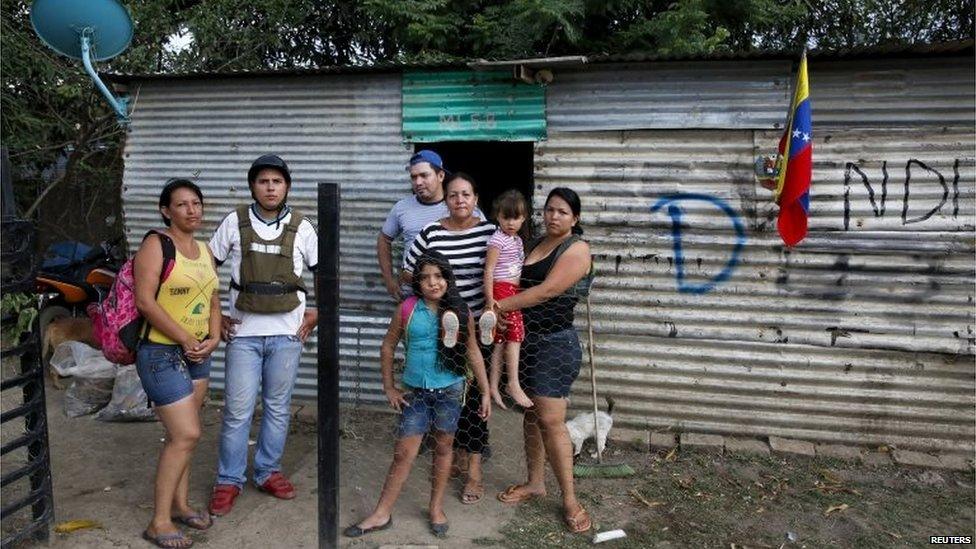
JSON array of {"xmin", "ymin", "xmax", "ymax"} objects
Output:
[{"xmin": 2, "ymin": 293, "xmax": 38, "ymax": 345}]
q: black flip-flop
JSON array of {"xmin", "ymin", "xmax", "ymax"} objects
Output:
[
  {"xmin": 342, "ymin": 516, "xmax": 393, "ymax": 538},
  {"xmin": 430, "ymin": 521, "xmax": 449, "ymax": 538},
  {"xmin": 142, "ymin": 529, "xmax": 194, "ymax": 548}
]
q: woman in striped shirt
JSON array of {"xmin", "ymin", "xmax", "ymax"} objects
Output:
[{"xmin": 402, "ymin": 172, "xmax": 495, "ymax": 505}]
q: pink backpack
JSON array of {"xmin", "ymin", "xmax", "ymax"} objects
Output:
[
  {"xmin": 400, "ymin": 295, "xmax": 420, "ymax": 326},
  {"xmin": 87, "ymin": 231, "xmax": 176, "ymax": 365}
]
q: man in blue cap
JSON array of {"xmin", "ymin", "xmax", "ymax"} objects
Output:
[{"xmin": 377, "ymin": 150, "xmax": 482, "ymax": 300}]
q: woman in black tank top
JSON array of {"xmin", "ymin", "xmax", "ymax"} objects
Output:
[
  {"xmin": 520, "ymin": 247, "xmax": 580, "ymax": 335},
  {"xmin": 492, "ymin": 188, "xmax": 593, "ymax": 534}
]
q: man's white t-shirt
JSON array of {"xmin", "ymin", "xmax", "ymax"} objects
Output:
[{"xmin": 209, "ymin": 206, "xmax": 318, "ymax": 337}]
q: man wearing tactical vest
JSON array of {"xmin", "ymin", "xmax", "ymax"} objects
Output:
[{"xmin": 207, "ymin": 154, "xmax": 319, "ymax": 517}]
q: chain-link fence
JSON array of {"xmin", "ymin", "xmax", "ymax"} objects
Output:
[{"xmin": 337, "ymin": 272, "xmax": 607, "ymax": 544}]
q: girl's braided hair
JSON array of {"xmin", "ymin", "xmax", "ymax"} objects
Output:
[{"xmin": 411, "ymin": 250, "xmax": 469, "ymax": 375}]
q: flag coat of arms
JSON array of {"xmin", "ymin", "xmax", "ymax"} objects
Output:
[{"xmin": 775, "ymin": 52, "xmax": 812, "ymax": 246}]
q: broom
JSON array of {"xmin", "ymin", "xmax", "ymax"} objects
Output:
[{"xmin": 573, "ymin": 291, "xmax": 636, "ymax": 479}]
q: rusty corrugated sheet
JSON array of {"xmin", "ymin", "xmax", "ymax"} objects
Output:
[
  {"xmin": 535, "ymin": 128, "xmax": 975, "ymax": 454},
  {"xmin": 120, "ymin": 74, "xmax": 409, "ymax": 398}
]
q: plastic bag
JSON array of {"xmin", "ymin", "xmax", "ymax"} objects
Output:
[
  {"xmin": 50, "ymin": 341, "xmax": 115, "ymax": 379},
  {"xmin": 64, "ymin": 377, "xmax": 114, "ymax": 417},
  {"xmin": 95, "ymin": 365, "xmax": 155, "ymax": 422},
  {"xmin": 51, "ymin": 341, "xmax": 116, "ymax": 417}
]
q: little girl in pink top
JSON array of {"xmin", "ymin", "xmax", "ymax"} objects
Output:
[{"xmin": 480, "ymin": 190, "xmax": 533, "ymax": 409}]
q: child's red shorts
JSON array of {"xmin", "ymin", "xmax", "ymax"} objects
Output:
[{"xmin": 492, "ymin": 281, "xmax": 524, "ymax": 343}]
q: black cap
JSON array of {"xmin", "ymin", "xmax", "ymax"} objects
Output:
[{"xmin": 248, "ymin": 154, "xmax": 291, "ymax": 185}]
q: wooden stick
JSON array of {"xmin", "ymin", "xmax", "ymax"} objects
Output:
[{"xmin": 586, "ymin": 293, "xmax": 602, "ymax": 463}]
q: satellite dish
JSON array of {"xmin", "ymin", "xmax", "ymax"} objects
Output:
[{"xmin": 30, "ymin": 0, "xmax": 134, "ymax": 122}]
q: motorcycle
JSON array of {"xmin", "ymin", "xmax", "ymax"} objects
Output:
[{"xmin": 35, "ymin": 237, "xmax": 125, "ymax": 365}]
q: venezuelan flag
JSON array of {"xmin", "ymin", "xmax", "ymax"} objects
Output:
[{"xmin": 775, "ymin": 51, "xmax": 811, "ymax": 246}]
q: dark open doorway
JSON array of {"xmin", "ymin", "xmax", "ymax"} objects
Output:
[{"xmin": 415, "ymin": 141, "xmax": 534, "ymax": 227}]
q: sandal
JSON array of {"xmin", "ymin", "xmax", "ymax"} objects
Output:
[
  {"xmin": 172, "ymin": 512, "xmax": 212, "ymax": 531},
  {"xmin": 343, "ymin": 516, "xmax": 393, "ymax": 538},
  {"xmin": 442, "ymin": 311, "xmax": 459, "ymax": 348},
  {"xmin": 496, "ymin": 483, "xmax": 545, "ymax": 504},
  {"xmin": 563, "ymin": 506, "xmax": 592, "ymax": 534},
  {"xmin": 142, "ymin": 529, "xmax": 194, "ymax": 548},
  {"xmin": 478, "ymin": 311, "xmax": 497, "ymax": 346},
  {"xmin": 430, "ymin": 520, "xmax": 449, "ymax": 538},
  {"xmin": 461, "ymin": 482, "xmax": 484, "ymax": 504}
]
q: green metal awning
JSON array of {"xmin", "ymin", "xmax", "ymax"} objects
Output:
[{"xmin": 402, "ymin": 70, "xmax": 546, "ymax": 142}]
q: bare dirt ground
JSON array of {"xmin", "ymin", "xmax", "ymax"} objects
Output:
[
  {"xmin": 503, "ymin": 446, "xmax": 975, "ymax": 549},
  {"xmin": 1, "ymin": 369, "xmax": 522, "ymax": 548},
  {"xmin": 2, "ymin": 366, "xmax": 973, "ymax": 548}
]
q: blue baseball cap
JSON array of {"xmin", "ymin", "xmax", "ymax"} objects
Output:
[{"xmin": 407, "ymin": 150, "xmax": 448, "ymax": 173}]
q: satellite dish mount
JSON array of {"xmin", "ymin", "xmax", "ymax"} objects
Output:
[{"xmin": 30, "ymin": 0, "xmax": 134, "ymax": 123}]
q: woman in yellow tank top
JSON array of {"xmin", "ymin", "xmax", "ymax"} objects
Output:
[
  {"xmin": 145, "ymin": 239, "xmax": 218, "ymax": 345},
  {"xmin": 133, "ymin": 179, "xmax": 221, "ymax": 548}
]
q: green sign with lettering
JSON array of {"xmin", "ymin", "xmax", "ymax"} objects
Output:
[{"xmin": 402, "ymin": 70, "xmax": 546, "ymax": 142}]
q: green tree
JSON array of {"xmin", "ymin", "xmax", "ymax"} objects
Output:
[
  {"xmin": 1, "ymin": 0, "xmax": 122, "ymax": 223},
  {"xmin": 470, "ymin": 0, "xmax": 587, "ymax": 58},
  {"xmin": 606, "ymin": 0, "xmax": 733, "ymax": 56}
]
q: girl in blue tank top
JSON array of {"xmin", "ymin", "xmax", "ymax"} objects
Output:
[{"xmin": 344, "ymin": 251, "xmax": 491, "ymax": 539}]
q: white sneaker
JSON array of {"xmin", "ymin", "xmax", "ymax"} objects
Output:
[
  {"xmin": 478, "ymin": 311, "xmax": 497, "ymax": 346},
  {"xmin": 442, "ymin": 311, "xmax": 460, "ymax": 348}
]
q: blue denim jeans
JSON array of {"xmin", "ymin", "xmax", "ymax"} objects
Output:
[{"xmin": 216, "ymin": 335, "xmax": 303, "ymax": 488}]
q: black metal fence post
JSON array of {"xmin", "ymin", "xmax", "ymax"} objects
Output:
[
  {"xmin": 316, "ymin": 183, "xmax": 340, "ymax": 549},
  {"xmin": 1, "ymin": 218, "xmax": 54, "ymax": 547}
]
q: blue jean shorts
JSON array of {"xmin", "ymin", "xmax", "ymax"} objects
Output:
[
  {"xmin": 396, "ymin": 380, "xmax": 465, "ymax": 438},
  {"xmin": 520, "ymin": 328, "xmax": 582, "ymax": 398},
  {"xmin": 135, "ymin": 342, "xmax": 211, "ymax": 406}
]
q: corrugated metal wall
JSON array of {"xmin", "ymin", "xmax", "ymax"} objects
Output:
[
  {"xmin": 539, "ymin": 56, "xmax": 975, "ymax": 454},
  {"xmin": 547, "ymin": 61, "xmax": 792, "ymax": 131},
  {"xmin": 119, "ymin": 55, "xmax": 975, "ymax": 453},
  {"xmin": 548, "ymin": 57, "xmax": 976, "ymax": 131},
  {"xmin": 810, "ymin": 57, "xmax": 976, "ymax": 128},
  {"xmin": 121, "ymin": 74, "xmax": 408, "ymax": 398}
]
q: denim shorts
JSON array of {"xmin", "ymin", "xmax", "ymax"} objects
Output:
[
  {"xmin": 135, "ymin": 342, "xmax": 211, "ymax": 406},
  {"xmin": 520, "ymin": 328, "xmax": 582, "ymax": 398},
  {"xmin": 396, "ymin": 380, "xmax": 465, "ymax": 438}
]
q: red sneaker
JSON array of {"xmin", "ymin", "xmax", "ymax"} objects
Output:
[
  {"xmin": 258, "ymin": 472, "xmax": 296, "ymax": 500},
  {"xmin": 208, "ymin": 484, "xmax": 241, "ymax": 516}
]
